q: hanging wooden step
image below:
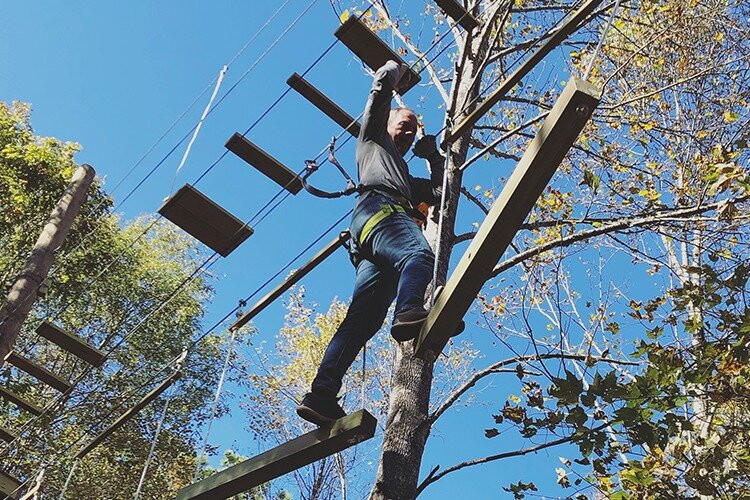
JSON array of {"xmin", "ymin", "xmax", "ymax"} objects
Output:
[
  {"xmin": 334, "ymin": 16, "xmax": 421, "ymax": 94},
  {"xmin": 159, "ymin": 184, "xmax": 254, "ymax": 257},
  {"xmin": 4, "ymin": 351, "xmax": 72, "ymax": 393},
  {"xmin": 415, "ymin": 77, "xmax": 601, "ymax": 358},
  {"xmin": 0, "ymin": 467, "xmax": 21, "ymax": 500},
  {"xmin": 0, "ymin": 425, "xmax": 17, "ymax": 444},
  {"xmin": 76, "ymin": 369, "xmax": 181, "ymax": 459},
  {"xmin": 225, "ymin": 133, "xmax": 303, "ymax": 194},
  {"xmin": 231, "ymin": 232, "xmax": 350, "ymax": 332},
  {"xmin": 287, "ymin": 73, "xmax": 361, "ymax": 138},
  {"xmin": 0, "ymin": 386, "xmax": 42, "ymax": 416},
  {"xmin": 176, "ymin": 409, "xmax": 376, "ymax": 500},
  {"xmin": 36, "ymin": 321, "xmax": 105, "ymax": 367},
  {"xmin": 433, "ymin": 0, "xmax": 479, "ymax": 32}
]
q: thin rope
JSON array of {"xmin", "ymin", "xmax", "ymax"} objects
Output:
[
  {"xmin": 193, "ymin": 327, "xmax": 238, "ymax": 482},
  {"xmin": 170, "ymin": 65, "xmax": 228, "ymax": 195},
  {"xmin": 133, "ymin": 386, "xmax": 175, "ymax": 500},
  {"xmin": 583, "ymin": 0, "xmax": 622, "ymax": 80},
  {"xmin": 58, "ymin": 459, "xmax": 78, "ymax": 500}
]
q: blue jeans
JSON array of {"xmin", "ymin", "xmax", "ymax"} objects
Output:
[{"xmin": 311, "ymin": 192, "xmax": 434, "ymax": 399}]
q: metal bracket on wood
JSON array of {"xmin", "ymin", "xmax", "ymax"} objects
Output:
[
  {"xmin": 176, "ymin": 409, "xmax": 377, "ymax": 500},
  {"xmin": 415, "ymin": 77, "xmax": 601, "ymax": 359}
]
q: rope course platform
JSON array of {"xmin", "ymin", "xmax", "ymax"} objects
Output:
[
  {"xmin": 415, "ymin": 76, "xmax": 601, "ymax": 358},
  {"xmin": 287, "ymin": 73, "xmax": 361, "ymax": 138},
  {"xmin": 176, "ymin": 409, "xmax": 377, "ymax": 500},
  {"xmin": 230, "ymin": 231, "xmax": 350, "ymax": 332},
  {"xmin": 225, "ymin": 133, "xmax": 304, "ymax": 194},
  {"xmin": 445, "ymin": 0, "xmax": 604, "ymax": 142},
  {"xmin": 0, "ymin": 386, "xmax": 42, "ymax": 416},
  {"xmin": 159, "ymin": 184, "xmax": 254, "ymax": 257},
  {"xmin": 334, "ymin": 16, "xmax": 421, "ymax": 94},
  {"xmin": 4, "ymin": 352, "xmax": 72, "ymax": 393},
  {"xmin": 75, "ymin": 368, "xmax": 182, "ymax": 459},
  {"xmin": 433, "ymin": 0, "xmax": 479, "ymax": 32},
  {"xmin": 36, "ymin": 321, "xmax": 106, "ymax": 368},
  {"xmin": 0, "ymin": 467, "xmax": 21, "ymax": 499}
]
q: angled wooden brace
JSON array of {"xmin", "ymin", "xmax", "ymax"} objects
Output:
[
  {"xmin": 415, "ymin": 77, "xmax": 601, "ymax": 359},
  {"xmin": 176, "ymin": 410, "xmax": 376, "ymax": 500}
]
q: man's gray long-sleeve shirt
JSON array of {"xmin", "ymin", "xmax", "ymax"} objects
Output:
[{"xmin": 356, "ymin": 61, "xmax": 444, "ymax": 207}]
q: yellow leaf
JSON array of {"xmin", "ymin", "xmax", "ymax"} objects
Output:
[
  {"xmin": 724, "ymin": 110, "xmax": 739, "ymax": 123},
  {"xmin": 714, "ymin": 32, "xmax": 724, "ymax": 42},
  {"xmin": 339, "ymin": 9, "xmax": 350, "ymax": 23}
]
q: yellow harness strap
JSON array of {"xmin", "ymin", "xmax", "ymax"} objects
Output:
[{"xmin": 358, "ymin": 204, "xmax": 406, "ymax": 244}]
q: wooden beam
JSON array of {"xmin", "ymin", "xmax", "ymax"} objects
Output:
[
  {"xmin": 158, "ymin": 184, "xmax": 254, "ymax": 257},
  {"xmin": 433, "ymin": 0, "xmax": 479, "ymax": 32},
  {"xmin": 5, "ymin": 351, "xmax": 72, "ymax": 393},
  {"xmin": 0, "ymin": 468, "xmax": 21, "ymax": 500},
  {"xmin": 0, "ymin": 386, "xmax": 42, "ymax": 416},
  {"xmin": 230, "ymin": 232, "xmax": 350, "ymax": 332},
  {"xmin": 36, "ymin": 321, "xmax": 105, "ymax": 367},
  {"xmin": 334, "ymin": 17, "xmax": 421, "ymax": 94},
  {"xmin": 75, "ymin": 370, "xmax": 181, "ymax": 459},
  {"xmin": 445, "ymin": 0, "xmax": 604, "ymax": 143},
  {"xmin": 415, "ymin": 77, "xmax": 601, "ymax": 358},
  {"xmin": 176, "ymin": 409, "xmax": 377, "ymax": 500},
  {"xmin": 0, "ymin": 426, "xmax": 17, "ymax": 444},
  {"xmin": 287, "ymin": 73, "xmax": 361, "ymax": 138},
  {"xmin": 225, "ymin": 133, "xmax": 303, "ymax": 194}
]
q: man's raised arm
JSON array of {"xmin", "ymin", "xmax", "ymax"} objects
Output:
[{"xmin": 359, "ymin": 60, "xmax": 405, "ymax": 143}]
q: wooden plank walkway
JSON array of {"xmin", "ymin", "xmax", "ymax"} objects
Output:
[
  {"xmin": 177, "ymin": 410, "xmax": 376, "ymax": 500},
  {"xmin": 415, "ymin": 77, "xmax": 601, "ymax": 358}
]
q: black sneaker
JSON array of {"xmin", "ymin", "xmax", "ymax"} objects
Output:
[
  {"xmin": 390, "ymin": 308, "xmax": 429, "ymax": 342},
  {"xmin": 296, "ymin": 392, "xmax": 346, "ymax": 426}
]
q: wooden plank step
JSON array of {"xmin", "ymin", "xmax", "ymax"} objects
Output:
[
  {"xmin": 287, "ymin": 73, "xmax": 361, "ymax": 138},
  {"xmin": 0, "ymin": 386, "xmax": 42, "ymax": 416},
  {"xmin": 159, "ymin": 184, "xmax": 254, "ymax": 257},
  {"xmin": 76, "ymin": 369, "xmax": 181, "ymax": 459},
  {"xmin": 176, "ymin": 409, "xmax": 377, "ymax": 500},
  {"xmin": 0, "ymin": 425, "xmax": 17, "ymax": 444},
  {"xmin": 5, "ymin": 351, "xmax": 72, "ymax": 393},
  {"xmin": 225, "ymin": 133, "xmax": 303, "ymax": 195},
  {"xmin": 415, "ymin": 77, "xmax": 600, "ymax": 358},
  {"xmin": 0, "ymin": 467, "xmax": 21, "ymax": 499},
  {"xmin": 433, "ymin": 0, "xmax": 479, "ymax": 32},
  {"xmin": 231, "ymin": 232, "xmax": 350, "ymax": 332},
  {"xmin": 446, "ymin": 0, "xmax": 604, "ymax": 142},
  {"xmin": 334, "ymin": 17, "xmax": 421, "ymax": 94},
  {"xmin": 36, "ymin": 321, "xmax": 106, "ymax": 367}
]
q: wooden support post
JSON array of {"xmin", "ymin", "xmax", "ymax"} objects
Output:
[
  {"xmin": 415, "ymin": 77, "xmax": 601, "ymax": 358},
  {"xmin": 0, "ymin": 386, "xmax": 43, "ymax": 416},
  {"xmin": 176, "ymin": 409, "xmax": 377, "ymax": 500},
  {"xmin": 0, "ymin": 467, "xmax": 21, "ymax": 500},
  {"xmin": 433, "ymin": 0, "xmax": 479, "ymax": 32},
  {"xmin": 35, "ymin": 321, "xmax": 105, "ymax": 367},
  {"xmin": 287, "ymin": 73, "xmax": 361, "ymax": 138},
  {"xmin": 334, "ymin": 17, "xmax": 421, "ymax": 94},
  {"xmin": 75, "ymin": 369, "xmax": 181, "ymax": 459},
  {"xmin": 0, "ymin": 164, "xmax": 96, "ymax": 366},
  {"xmin": 445, "ymin": 0, "xmax": 604, "ymax": 143},
  {"xmin": 5, "ymin": 351, "xmax": 72, "ymax": 393},
  {"xmin": 230, "ymin": 232, "xmax": 350, "ymax": 332}
]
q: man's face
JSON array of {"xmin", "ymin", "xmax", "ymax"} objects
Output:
[{"xmin": 388, "ymin": 108, "xmax": 418, "ymax": 156}]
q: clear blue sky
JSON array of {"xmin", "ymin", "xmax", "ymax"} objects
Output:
[{"xmin": 0, "ymin": 2, "xmax": 634, "ymax": 498}]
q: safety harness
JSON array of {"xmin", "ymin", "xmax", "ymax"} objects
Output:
[{"xmin": 302, "ymin": 137, "xmax": 428, "ymax": 243}]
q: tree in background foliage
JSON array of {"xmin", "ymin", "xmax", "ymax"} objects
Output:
[
  {"xmin": 0, "ymin": 101, "xmax": 247, "ymax": 498},
  {"xmin": 275, "ymin": 0, "xmax": 750, "ymax": 498}
]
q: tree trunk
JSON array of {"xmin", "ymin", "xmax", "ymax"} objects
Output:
[
  {"xmin": 0, "ymin": 164, "xmax": 95, "ymax": 365},
  {"xmin": 370, "ymin": 22, "xmax": 487, "ymax": 498}
]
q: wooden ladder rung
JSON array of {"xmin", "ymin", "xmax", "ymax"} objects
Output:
[
  {"xmin": 5, "ymin": 352, "xmax": 72, "ymax": 393},
  {"xmin": 433, "ymin": 0, "xmax": 479, "ymax": 32},
  {"xmin": 0, "ymin": 386, "xmax": 42, "ymax": 416},
  {"xmin": 287, "ymin": 73, "xmax": 361, "ymax": 138},
  {"xmin": 0, "ymin": 425, "xmax": 17, "ymax": 444},
  {"xmin": 36, "ymin": 321, "xmax": 106, "ymax": 367},
  {"xmin": 159, "ymin": 184, "xmax": 254, "ymax": 257},
  {"xmin": 225, "ymin": 133, "xmax": 303, "ymax": 194}
]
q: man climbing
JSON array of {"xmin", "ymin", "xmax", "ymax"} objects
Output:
[{"xmin": 297, "ymin": 60, "xmax": 455, "ymax": 426}]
